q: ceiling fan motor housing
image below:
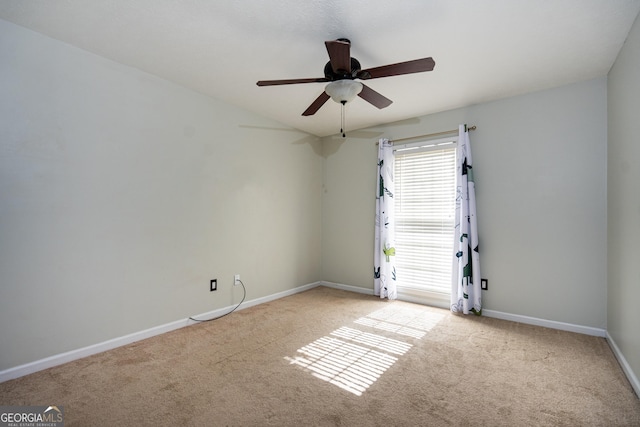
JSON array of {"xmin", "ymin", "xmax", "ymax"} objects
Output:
[{"xmin": 324, "ymin": 58, "xmax": 362, "ymax": 80}]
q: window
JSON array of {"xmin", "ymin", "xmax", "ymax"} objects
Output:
[{"xmin": 393, "ymin": 137, "xmax": 457, "ymax": 307}]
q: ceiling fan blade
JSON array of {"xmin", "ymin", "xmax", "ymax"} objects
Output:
[
  {"xmin": 257, "ymin": 77, "xmax": 328, "ymax": 86},
  {"xmin": 358, "ymin": 57, "xmax": 435, "ymax": 80},
  {"xmin": 325, "ymin": 40, "xmax": 351, "ymax": 74},
  {"xmin": 302, "ymin": 91, "xmax": 331, "ymax": 116},
  {"xmin": 358, "ymin": 84, "xmax": 393, "ymax": 109}
]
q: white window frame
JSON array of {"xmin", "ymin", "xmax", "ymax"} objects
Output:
[{"xmin": 393, "ymin": 136, "xmax": 457, "ymax": 309}]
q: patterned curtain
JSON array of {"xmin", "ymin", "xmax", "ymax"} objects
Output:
[
  {"xmin": 451, "ymin": 125, "xmax": 482, "ymax": 314},
  {"xmin": 374, "ymin": 138, "xmax": 397, "ymax": 299}
]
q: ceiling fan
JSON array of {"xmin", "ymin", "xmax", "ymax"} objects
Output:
[{"xmin": 256, "ymin": 38, "xmax": 436, "ymax": 117}]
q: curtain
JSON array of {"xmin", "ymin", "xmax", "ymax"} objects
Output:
[
  {"xmin": 374, "ymin": 138, "xmax": 397, "ymax": 300},
  {"xmin": 451, "ymin": 125, "xmax": 482, "ymax": 314}
]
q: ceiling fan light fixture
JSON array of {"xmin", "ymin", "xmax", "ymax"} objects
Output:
[{"xmin": 325, "ymin": 80, "xmax": 363, "ymax": 104}]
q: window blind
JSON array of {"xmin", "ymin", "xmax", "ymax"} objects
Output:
[{"xmin": 394, "ymin": 145, "xmax": 456, "ymax": 294}]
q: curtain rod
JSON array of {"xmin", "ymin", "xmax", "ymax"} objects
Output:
[{"xmin": 388, "ymin": 125, "xmax": 477, "ymax": 144}]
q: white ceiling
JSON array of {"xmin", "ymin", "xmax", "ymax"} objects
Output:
[{"xmin": 1, "ymin": 0, "xmax": 639, "ymax": 137}]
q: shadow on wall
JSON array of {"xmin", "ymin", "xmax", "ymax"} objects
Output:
[
  {"xmin": 239, "ymin": 124, "xmax": 323, "ymax": 156},
  {"xmin": 320, "ymin": 116, "xmax": 425, "ymax": 157},
  {"xmin": 241, "ymin": 115, "xmax": 424, "ymax": 159}
]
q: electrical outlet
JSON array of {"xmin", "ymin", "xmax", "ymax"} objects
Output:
[
  {"xmin": 481, "ymin": 278, "xmax": 488, "ymax": 290},
  {"xmin": 234, "ymin": 274, "xmax": 240, "ymax": 286},
  {"xmin": 210, "ymin": 279, "xmax": 217, "ymax": 292}
]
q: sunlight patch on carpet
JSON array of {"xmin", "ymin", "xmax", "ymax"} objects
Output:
[
  {"xmin": 331, "ymin": 327, "xmax": 412, "ymax": 355},
  {"xmin": 354, "ymin": 305, "xmax": 445, "ymax": 338},
  {"xmin": 285, "ymin": 303, "xmax": 445, "ymax": 396},
  {"xmin": 285, "ymin": 335, "xmax": 398, "ymax": 396}
]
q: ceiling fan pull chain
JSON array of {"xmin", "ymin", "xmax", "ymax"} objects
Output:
[{"xmin": 341, "ymin": 101, "xmax": 346, "ymax": 138}]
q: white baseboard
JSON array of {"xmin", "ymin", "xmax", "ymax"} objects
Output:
[
  {"xmin": 0, "ymin": 281, "xmax": 322, "ymax": 383},
  {"xmin": 482, "ymin": 309, "xmax": 606, "ymax": 337},
  {"xmin": 319, "ymin": 281, "xmax": 607, "ymax": 337},
  {"xmin": 606, "ymin": 331, "xmax": 640, "ymax": 398},
  {"xmin": 224, "ymin": 281, "xmax": 321, "ymax": 311},
  {"xmin": 0, "ymin": 318, "xmax": 189, "ymax": 383},
  {"xmin": 319, "ymin": 281, "xmax": 374, "ymax": 295},
  {"xmin": 189, "ymin": 281, "xmax": 321, "ymax": 320}
]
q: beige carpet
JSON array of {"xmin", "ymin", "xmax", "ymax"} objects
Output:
[{"xmin": 1, "ymin": 286, "xmax": 639, "ymax": 426}]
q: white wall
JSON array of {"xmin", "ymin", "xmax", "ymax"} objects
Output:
[
  {"xmin": 0, "ymin": 15, "xmax": 620, "ymax": 375},
  {"xmin": 0, "ymin": 19, "xmax": 323, "ymax": 371},
  {"xmin": 322, "ymin": 78, "xmax": 608, "ymax": 329},
  {"xmin": 607, "ymin": 11, "xmax": 640, "ymax": 388}
]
